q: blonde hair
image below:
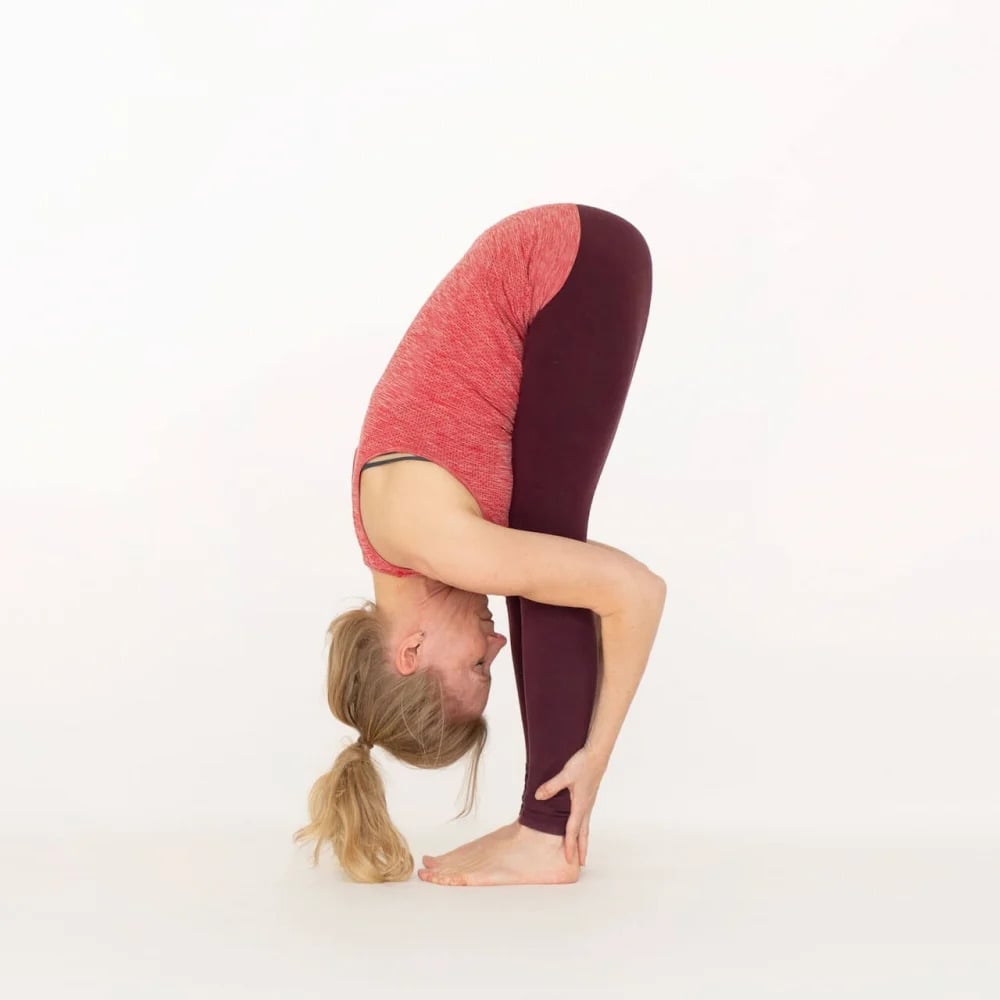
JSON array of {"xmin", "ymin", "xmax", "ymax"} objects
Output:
[{"xmin": 292, "ymin": 598, "xmax": 488, "ymax": 883}]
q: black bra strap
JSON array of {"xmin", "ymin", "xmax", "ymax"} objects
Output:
[{"xmin": 361, "ymin": 455, "xmax": 432, "ymax": 470}]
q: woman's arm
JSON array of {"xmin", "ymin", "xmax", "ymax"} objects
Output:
[
  {"xmin": 404, "ymin": 507, "xmax": 651, "ymax": 618},
  {"xmin": 587, "ymin": 569, "xmax": 667, "ymax": 764},
  {"xmin": 585, "ymin": 537, "xmax": 662, "ymax": 745},
  {"xmin": 536, "ymin": 569, "xmax": 666, "ymax": 866},
  {"xmin": 589, "ymin": 611, "xmax": 603, "ymax": 728}
]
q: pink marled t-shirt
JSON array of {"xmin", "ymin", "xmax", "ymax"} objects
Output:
[{"xmin": 351, "ymin": 202, "xmax": 582, "ymax": 576}]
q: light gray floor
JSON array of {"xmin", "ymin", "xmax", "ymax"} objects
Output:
[{"xmin": 3, "ymin": 824, "xmax": 997, "ymax": 998}]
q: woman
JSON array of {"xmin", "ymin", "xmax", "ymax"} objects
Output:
[{"xmin": 294, "ymin": 203, "xmax": 666, "ymax": 885}]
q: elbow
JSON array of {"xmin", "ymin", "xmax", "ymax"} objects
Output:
[
  {"xmin": 623, "ymin": 568, "xmax": 667, "ymax": 613},
  {"xmin": 647, "ymin": 573, "xmax": 668, "ymax": 609}
]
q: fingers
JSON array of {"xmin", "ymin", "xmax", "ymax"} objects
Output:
[
  {"xmin": 564, "ymin": 815, "xmax": 580, "ymax": 865},
  {"xmin": 535, "ymin": 772, "xmax": 564, "ymax": 800},
  {"xmin": 580, "ymin": 823, "xmax": 589, "ymax": 866}
]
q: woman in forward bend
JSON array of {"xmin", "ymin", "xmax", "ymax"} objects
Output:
[{"xmin": 294, "ymin": 202, "xmax": 667, "ymax": 885}]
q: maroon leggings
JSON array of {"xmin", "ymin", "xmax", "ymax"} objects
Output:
[{"xmin": 506, "ymin": 204, "xmax": 653, "ymax": 835}]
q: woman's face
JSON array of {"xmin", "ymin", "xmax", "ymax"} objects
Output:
[{"xmin": 416, "ymin": 588, "xmax": 507, "ymax": 718}]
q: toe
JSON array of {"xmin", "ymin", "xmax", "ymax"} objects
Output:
[
  {"xmin": 418, "ymin": 867, "xmax": 448, "ymax": 885},
  {"xmin": 425, "ymin": 868, "xmax": 458, "ymax": 886}
]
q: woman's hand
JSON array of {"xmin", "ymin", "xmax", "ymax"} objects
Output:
[{"xmin": 534, "ymin": 743, "xmax": 609, "ymax": 866}]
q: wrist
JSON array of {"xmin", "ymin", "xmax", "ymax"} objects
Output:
[{"xmin": 584, "ymin": 739, "xmax": 612, "ymax": 769}]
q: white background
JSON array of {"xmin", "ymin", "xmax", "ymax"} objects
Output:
[{"xmin": 1, "ymin": 2, "xmax": 997, "ymax": 997}]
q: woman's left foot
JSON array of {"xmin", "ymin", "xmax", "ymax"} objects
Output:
[{"xmin": 417, "ymin": 822, "xmax": 580, "ymax": 886}]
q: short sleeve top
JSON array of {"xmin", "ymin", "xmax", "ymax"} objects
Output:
[{"xmin": 351, "ymin": 203, "xmax": 581, "ymax": 576}]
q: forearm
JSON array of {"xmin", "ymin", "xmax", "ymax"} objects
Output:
[
  {"xmin": 589, "ymin": 612, "xmax": 604, "ymax": 730},
  {"xmin": 586, "ymin": 574, "xmax": 667, "ymax": 763}
]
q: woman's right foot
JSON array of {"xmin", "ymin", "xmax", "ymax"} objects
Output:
[{"xmin": 422, "ymin": 820, "xmax": 520, "ymax": 868}]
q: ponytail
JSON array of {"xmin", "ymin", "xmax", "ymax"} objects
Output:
[{"xmin": 294, "ymin": 739, "xmax": 413, "ymax": 883}]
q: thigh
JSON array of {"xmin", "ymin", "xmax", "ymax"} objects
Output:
[{"xmin": 508, "ymin": 204, "xmax": 653, "ymax": 539}]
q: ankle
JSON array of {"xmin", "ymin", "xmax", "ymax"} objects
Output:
[{"xmin": 514, "ymin": 822, "xmax": 565, "ymax": 842}]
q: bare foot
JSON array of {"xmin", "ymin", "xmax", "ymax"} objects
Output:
[
  {"xmin": 417, "ymin": 823, "xmax": 580, "ymax": 886},
  {"xmin": 422, "ymin": 820, "xmax": 519, "ymax": 869}
]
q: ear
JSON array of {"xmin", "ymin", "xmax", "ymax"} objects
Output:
[{"xmin": 395, "ymin": 631, "xmax": 424, "ymax": 676}]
